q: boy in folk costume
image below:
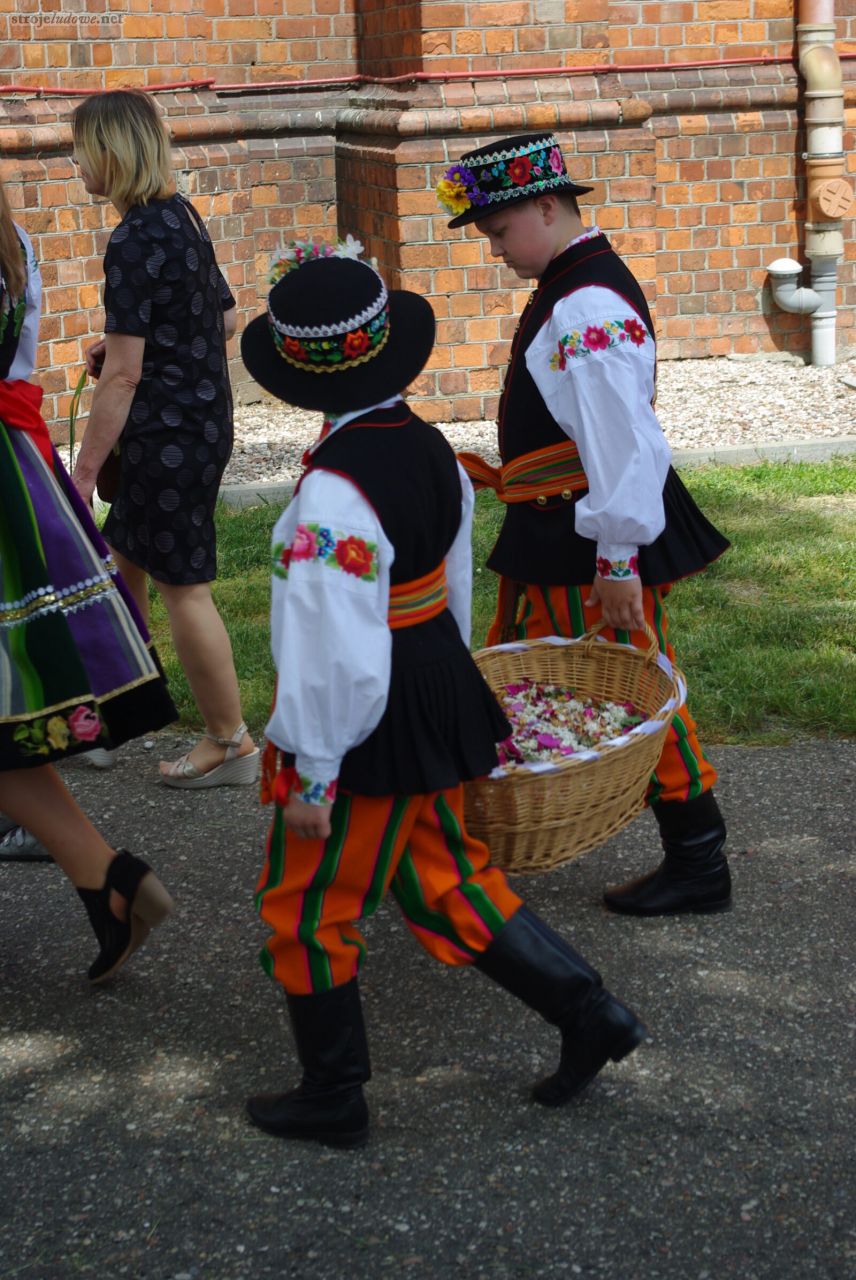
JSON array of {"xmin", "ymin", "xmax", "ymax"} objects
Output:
[
  {"xmin": 240, "ymin": 243, "xmax": 645, "ymax": 1148},
  {"xmin": 438, "ymin": 134, "xmax": 732, "ymax": 917}
]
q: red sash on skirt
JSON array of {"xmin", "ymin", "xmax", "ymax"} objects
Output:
[{"xmin": 0, "ymin": 379, "xmax": 52, "ymax": 467}]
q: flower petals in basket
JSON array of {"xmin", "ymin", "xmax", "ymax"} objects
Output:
[{"xmin": 464, "ymin": 623, "xmax": 686, "ymax": 874}]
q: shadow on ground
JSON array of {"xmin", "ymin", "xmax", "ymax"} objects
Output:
[{"xmin": 1, "ymin": 737, "xmax": 854, "ymax": 1279}]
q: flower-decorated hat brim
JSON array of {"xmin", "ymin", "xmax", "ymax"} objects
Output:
[
  {"xmin": 241, "ymin": 289, "xmax": 436, "ymax": 413},
  {"xmin": 447, "ymin": 177, "xmax": 593, "ymax": 228}
]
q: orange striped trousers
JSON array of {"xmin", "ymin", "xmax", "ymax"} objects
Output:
[
  {"xmin": 488, "ymin": 580, "xmax": 718, "ymax": 806},
  {"xmin": 255, "ymin": 785, "xmax": 523, "ymax": 996}
]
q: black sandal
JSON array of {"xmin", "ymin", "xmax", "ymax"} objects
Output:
[{"xmin": 76, "ymin": 850, "xmax": 174, "ymax": 984}]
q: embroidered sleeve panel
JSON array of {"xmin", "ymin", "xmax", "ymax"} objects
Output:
[
  {"xmin": 272, "ymin": 521, "xmax": 379, "ymax": 583},
  {"xmin": 548, "ymin": 316, "xmax": 649, "ymax": 370}
]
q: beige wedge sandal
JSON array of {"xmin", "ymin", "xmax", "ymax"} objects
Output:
[{"xmin": 160, "ymin": 721, "xmax": 260, "ymax": 790}]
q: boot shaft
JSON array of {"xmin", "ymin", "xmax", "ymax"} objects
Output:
[
  {"xmin": 286, "ymin": 978, "xmax": 371, "ymax": 1090},
  {"xmin": 474, "ymin": 905, "xmax": 602, "ymax": 1029}
]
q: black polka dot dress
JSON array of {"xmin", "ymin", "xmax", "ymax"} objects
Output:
[{"xmin": 101, "ymin": 194, "xmax": 235, "ymax": 584}]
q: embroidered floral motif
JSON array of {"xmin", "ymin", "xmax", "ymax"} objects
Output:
[
  {"xmin": 296, "ymin": 773, "xmax": 338, "ymax": 806},
  {"xmin": 435, "ymin": 137, "xmax": 571, "ymax": 216},
  {"xmin": 549, "ymin": 318, "xmax": 650, "ymax": 370},
  {"xmin": 270, "ymin": 305, "xmax": 388, "ymax": 371},
  {"xmin": 343, "ymin": 328, "xmax": 370, "ymax": 358},
  {"xmin": 596, "ymin": 554, "xmax": 640, "ymax": 581},
  {"xmin": 334, "ymin": 535, "xmax": 376, "ymax": 578},
  {"xmin": 271, "ymin": 524, "xmax": 378, "ymax": 583},
  {"xmin": 67, "ymin": 706, "xmax": 102, "ymax": 741},
  {"xmin": 46, "ymin": 716, "xmax": 70, "ymax": 750},
  {"xmin": 12, "ymin": 703, "xmax": 104, "ymax": 757},
  {"xmin": 506, "ymin": 155, "xmax": 533, "ymax": 186}
]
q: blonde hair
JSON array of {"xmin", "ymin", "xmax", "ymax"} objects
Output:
[
  {"xmin": 71, "ymin": 90, "xmax": 173, "ymax": 209},
  {"xmin": 0, "ymin": 176, "xmax": 25, "ymax": 300}
]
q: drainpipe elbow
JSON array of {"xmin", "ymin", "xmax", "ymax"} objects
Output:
[
  {"xmin": 767, "ymin": 258, "xmax": 822, "ymax": 315},
  {"xmin": 799, "ymin": 43, "xmax": 843, "ymax": 91}
]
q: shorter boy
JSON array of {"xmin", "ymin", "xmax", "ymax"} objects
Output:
[
  {"xmin": 240, "ymin": 242, "xmax": 645, "ymax": 1148},
  {"xmin": 438, "ymin": 134, "xmax": 732, "ymax": 918}
]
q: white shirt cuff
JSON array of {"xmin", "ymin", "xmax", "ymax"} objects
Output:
[
  {"xmin": 596, "ymin": 544, "xmax": 641, "ymax": 580},
  {"xmin": 293, "ymin": 757, "xmax": 340, "ymax": 805}
]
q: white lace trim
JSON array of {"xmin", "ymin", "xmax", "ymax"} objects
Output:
[
  {"xmin": 462, "ymin": 134, "xmax": 560, "ymax": 167},
  {"xmin": 482, "ymin": 174, "xmax": 573, "ymax": 204}
]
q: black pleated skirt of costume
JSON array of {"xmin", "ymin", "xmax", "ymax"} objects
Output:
[
  {"xmin": 488, "ymin": 466, "xmax": 730, "ymax": 588},
  {"xmin": 636, "ymin": 467, "xmax": 730, "ymax": 586},
  {"xmin": 338, "ymin": 611, "xmax": 510, "ymax": 796}
]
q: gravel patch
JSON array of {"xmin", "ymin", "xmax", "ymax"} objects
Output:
[
  {"xmin": 223, "ymin": 354, "xmax": 856, "ymax": 486},
  {"xmin": 57, "ymin": 355, "xmax": 856, "ymax": 482}
]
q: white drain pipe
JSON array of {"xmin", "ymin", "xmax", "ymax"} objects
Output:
[{"xmin": 767, "ymin": 0, "xmax": 853, "ymax": 365}]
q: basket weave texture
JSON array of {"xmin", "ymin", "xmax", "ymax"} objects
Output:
[{"xmin": 464, "ymin": 624, "xmax": 683, "ymax": 874}]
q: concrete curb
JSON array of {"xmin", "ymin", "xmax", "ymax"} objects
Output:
[
  {"xmin": 670, "ymin": 433, "xmax": 856, "ymax": 468},
  {"xmin": 217, "ymin": 434, "xmax": 856, "ymax": 509}
]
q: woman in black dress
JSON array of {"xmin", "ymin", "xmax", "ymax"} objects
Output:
[{"xmin": 70, "ymin": 91, "xmax": 258, "ymax": 788}]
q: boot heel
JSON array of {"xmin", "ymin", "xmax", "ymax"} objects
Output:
[{"xmin": 610, "ymin": 1020, "xmax": 647, "ymax": 1063}]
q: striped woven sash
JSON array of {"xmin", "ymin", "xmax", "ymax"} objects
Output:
[
  {"xmin": 457, "ymin": 439, "xmax": 587, "ymax": 505},
  {"xmin": 388, "ymin": 561, "xmax": 447, "ymax": 630}
]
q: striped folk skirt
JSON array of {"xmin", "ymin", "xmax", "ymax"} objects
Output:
[{"xmin": 0, "ymin": 418, "xmax": 176, "ymax": 772}]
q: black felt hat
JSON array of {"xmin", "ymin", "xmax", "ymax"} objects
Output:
[
  {"xmin": 437, "ymin": 132, "xmax": 593, "ymax": 228},
  {"xmin": 240, "ymin": 249, "xmax": 435, "ymax": 413}
]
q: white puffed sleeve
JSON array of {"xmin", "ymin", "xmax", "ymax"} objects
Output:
[
  {"xmin": 266, "ymin": 469, "xmax": 395, "ymax": 803},
  {"xmin": 525, "ymin": 287, "xmax": 672, "ymax": 579}
]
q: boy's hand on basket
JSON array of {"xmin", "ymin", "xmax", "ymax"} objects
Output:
[
  {"xmin": 587, "ymin": 576, "xmax": 645, "ymax": 633},
  {"xmin": 281, "ymin": 795, "xmax": 332, "ymax": 841}
]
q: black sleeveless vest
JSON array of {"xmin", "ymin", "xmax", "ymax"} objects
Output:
[
  {"xmin": 301, "ymin": 406, "xmax": 509, "ymax": 795},
  {"xmin": 307, "ymin": 406, "xmax": 462, "ymax": 578},
  {"xmin": 487, "ymin": 235, "xmax": 729, "ymax": 587}
]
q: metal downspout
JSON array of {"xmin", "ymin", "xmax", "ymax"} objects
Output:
[{"xmin": 768, "ymin": 0, "xmax": 853, "ymax": 364}]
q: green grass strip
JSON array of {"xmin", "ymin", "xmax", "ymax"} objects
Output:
[{"xmin": 148, "ymin": 459, "xmax": 856, "ymax": 746}]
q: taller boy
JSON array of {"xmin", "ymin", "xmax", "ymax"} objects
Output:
[{"xmin": 439, "ymin": 133, "xmax": 732, "ymax": 916}]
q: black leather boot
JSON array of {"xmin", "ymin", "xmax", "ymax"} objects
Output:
[
  {"xmin": 247, "ymin": 978, "xmax": 371, "ymax": 1148},
  {"xmin": 475, "ymin": 906, "xmax": 646, "ymax": 1106},
  {"xmin": 603, "ymin": 791, "xmax": 731, "ymax": 916}
]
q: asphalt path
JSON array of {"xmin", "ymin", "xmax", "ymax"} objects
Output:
[{"xmin": 1, "ymin": 735, "xmax": 854, "ymax": 1280}]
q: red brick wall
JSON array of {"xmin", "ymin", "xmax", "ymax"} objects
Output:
[
  {"xmin": 0, "ymin": 94, "xmax": 338, "ymax": 434},
  {"xmin": 1, "ymin": 2, "xmax": 856, "ymax": 429},
  {"xmin": 0, "ymin": 0, "xmax": 358, "ymax": 89}
]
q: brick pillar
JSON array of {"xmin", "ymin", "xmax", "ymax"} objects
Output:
[
  {"xmin": 334, "ymin": 85, "xmax": 654, "ymax": 422},
  {"xmin": 356, "ymin": 0, "xmax": 423, "ymax": 77}
]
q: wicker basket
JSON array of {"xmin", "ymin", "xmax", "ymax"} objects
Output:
[{"xmin": 464, "ymin": 622, "xmax": 684, "ymax": 874}]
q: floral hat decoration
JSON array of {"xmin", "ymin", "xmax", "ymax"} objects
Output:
[
  {"xmin": 437, "ymin": 132, "xmax": 593, "ymax": 228},
  {"xmin": 240, "ymin": 236, "xmax": 436, "ymax": 413}
]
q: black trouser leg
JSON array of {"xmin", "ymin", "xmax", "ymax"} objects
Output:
[
  {"xmin": 247, "ymin": 978, "xmax": 371, "ymax": 1147},
  {"xmin": 603, "ymin": 790, "xmax": 731, "ymax": 916},
  {"xmin": 475, "ymin": 906, "xmax": 646, "ymax": 1106}
]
